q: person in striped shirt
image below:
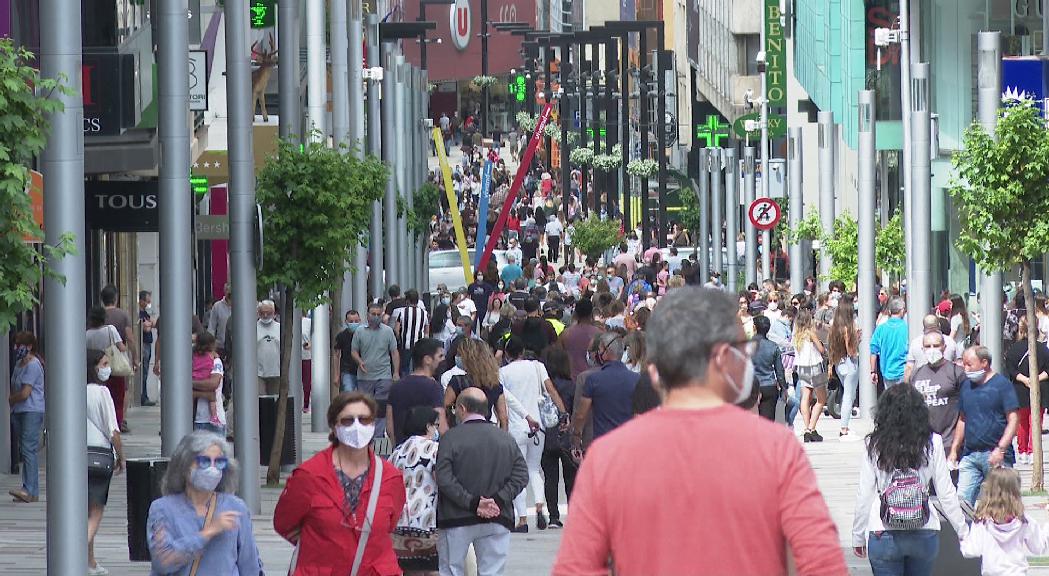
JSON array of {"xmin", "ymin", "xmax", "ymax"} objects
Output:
[{"xmin": 391, "ymin": 289, "xmax": 430, "ymax": 375}]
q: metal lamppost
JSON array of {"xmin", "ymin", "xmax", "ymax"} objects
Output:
[{"xmin": 418, "ymin": 0, "xmax": 454, "ymax": 71}]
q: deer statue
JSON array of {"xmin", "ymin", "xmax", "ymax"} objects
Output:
[{"xmin": 251, "ymin": 34, "xmax": 278, "ymax": 121}]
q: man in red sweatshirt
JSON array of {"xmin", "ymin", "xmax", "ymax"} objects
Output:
[{"xmin": 552, "ymin": 287, "xmax": 847, "ymax": 576}]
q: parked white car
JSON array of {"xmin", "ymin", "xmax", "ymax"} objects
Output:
[{"xmin": 428, "ymin": 249, "xmax": 507, "ymax": 293}]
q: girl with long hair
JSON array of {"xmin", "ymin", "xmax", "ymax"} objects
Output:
[
  {"xmin": 852, "ymin": 385, "xmax": 967, "ymax": 576},
  {"xmin": 443, "ymin": 338, "xmax": 510, "ymax": 430},
  {"xmin": 793, "ymin": 309, "xmax": 828, "ymax": 442},
  {"xmin": 961, "ymin": 467, "xmax": 1049, "ymax": 574},
  {"xmin": 949, "ymin": 293, "xmax": 972, "ymax": 348},
  {"xmin": 828, "ymin": 302, "xmax": 860, "ymax": 440}
]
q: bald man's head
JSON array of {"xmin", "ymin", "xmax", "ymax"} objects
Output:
[
  {"xmin": 457, "ymin": 387, "xmax": 489, "ymax": 417},
  {"xmin": 923, "ymin": 314, "xmax": 940, "ymax": 333}
]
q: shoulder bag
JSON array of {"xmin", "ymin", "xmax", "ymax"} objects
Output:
[
  {"xmin": 535, "ymin": 362, "xmax": 561, "ymax": 429},
  {"xmin": 105, "ymin": 325, "xmax": 133, "ymax": 377},
  {"xmin": 189, "ymin": 494, "xmax": 217, "ymax": 576},
  {"xmin": 86, "ymin": 416, "xmax": 115, "ymax": 477}
]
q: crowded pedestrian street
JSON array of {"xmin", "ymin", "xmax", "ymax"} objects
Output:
[{"xmin": 6, "ymin": 0, "xmax": 1049, "ymax": 574}]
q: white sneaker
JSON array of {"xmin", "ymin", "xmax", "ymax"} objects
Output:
[
  {"xmin": 839, "ymin": 431, "xmax": 862, "ymax": 442},
  {"xmin": 88, "ymin": 564, "xmax": 109, "ymax": 576}
]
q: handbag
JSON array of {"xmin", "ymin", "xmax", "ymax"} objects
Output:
[
  {"xmin": 535, "ymin": 362, "xmax": 561, "ymax": 430},
  {"xmin": 105, "ymin": 325, "xmax": 133, "ymax": 377},
  {"xmin": 87, "ymin": 418, "xmax": 115, "ymax": 476}
]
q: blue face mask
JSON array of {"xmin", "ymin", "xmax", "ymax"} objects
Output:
[{"xmin": 346, "ymin": 322, "xmax": 361, "ymax": 331}]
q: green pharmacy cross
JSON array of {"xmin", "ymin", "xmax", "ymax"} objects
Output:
[
  {"xmin": 250, "ymin": 0, "xmax": 276, "ymax": 29},
  {"xmin": 696, "ymin": 115, "xmax": 730, "ymax": 148}
]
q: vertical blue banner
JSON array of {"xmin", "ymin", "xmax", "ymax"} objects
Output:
[{"xmin": 474, "ymin": 159, "xmax": 493, "ymax": 269}]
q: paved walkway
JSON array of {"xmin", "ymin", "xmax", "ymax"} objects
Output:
[{"xmin": 5, "ymin": 402, "xmax": 1049, "ymax": 574}]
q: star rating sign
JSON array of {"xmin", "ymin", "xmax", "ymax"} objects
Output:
[
  {"xmin": 203, "ymin": 162, "xmax": 211, "ymax": 168},
  {"xmin": 192, "ymin": 162, "xmax": 199, "ymax": 168}
]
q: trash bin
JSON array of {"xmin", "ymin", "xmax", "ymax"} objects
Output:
[
  {"xmin": 259, "ymin": 395, "xmax": 297, "ymax": 466},
  {"xmin": 126, "ymin": 457, "xmax": 169, "ymax": 562}
]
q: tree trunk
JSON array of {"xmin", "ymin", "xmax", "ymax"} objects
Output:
[
  {"xmin": 1024, "ymin": 261, "xmax": 1043, "ymax": 490},
  {"xmin": 266, "ymin": 285, "xmax": 295, "ymax": 486}
]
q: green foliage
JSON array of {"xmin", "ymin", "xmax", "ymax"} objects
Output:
[
  {"xmin": 569, "ymin": 146, "xmax": 594, "ymax": 167},
  {"xmin": 875, "ymin": 212, "xmax": 906, "ymax": 277},
  {"xmin": 0, "ymin": 39, "xmax": 76, "ymax": 331},
  {"xmin": 786, "ymin": 210, "xmax": 822, "ymax": 245},
  {"xmin": 626, "ymin": 159, "xmax": 658, "ymax": 178},
  {"xmin": 399, "ymin": 182, "xmax": 440, "ymax": 238},
  {"xmin": 571, "ymin": 216, "xmax": 623, "ymax": 259},
  {"xmin": 516, "ymin": 112, "xmax": 537, "ymax": 133},
  {"xmin": 949, "ymin": 98, "xmax": 1049, "ymax": 272},
  {"xmin": 823, "ymin": 214, "xmax": 859, "ymax": 290},
  {"xmin": 256, "ymin": 137, "xmax": 387, "ymax": 310}
]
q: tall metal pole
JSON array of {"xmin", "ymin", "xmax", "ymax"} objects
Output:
[
  {"xmin": 909, "ymin": 62, "xmax": 932, "ymax": 336},
  {"xmin": 619, "ymin": 34, "xmax": 630, "ymax": 227},
  {"xmin": 367, "ymin": 15, "xmax": 384, "ymax": 298},
  {"xmin": 227, "ymin": 0, "xmax": 260, "ymax": 512},
  {"xmin": 159, "ymin": 0, "xmax": 193, "ymax": 455},
  {"xmin": 743, "ymin": 147, "xmax": 758, "ymax": 287},
  {"xmin": 788, "ymin": 127, "xmax": 804, "ymax": 291},
  {"xmin": 578, "ymin": 44, "xmax": 589, "ymax": 215},
  {"xmin": 900, "ymin": 0, "xmax": 914, "ymax": 288},
  {"xmin": 42, "ymin": 0, "xmax": 87, "ymax": 568},
  {"xmin": 349, "ymin": 6, "xmax": 368, "ymax": 311},
  {"xmin": 978, "ymin": 31, "xmax": 1003, "ymax": 368},
  {"xmin": 710, "ymin": 148, "xmax": 723, "ymax": 279},
  {"xmin": 560, "ymin": 42, "xmax": 572, "ymax": 228},
  {"xmin": 724, "ymin": 148, "xmax": 738, "ymax": 292},
  {"xmin": 480, "ymin": 0, "xmax": 490, "ymax": 138},
  {"xmin": 760, "ymin": 3, "xmax": 771, "ymax": 283},
  {"xmin": 382, "ymin": 51, "xmax": 400, "ymax": 288},
  {"xmin": 639, "ymin": 30, "xmax": 651, "ymax": 250},
  {"xmin": 656, "ymin": 33, "xmax": 668, "ymax": 249},
  {"xmin": 333, "ymin": 0, "xmax": 352, "ymax": 316},
  {"xmin": 397, "ymin": 57, "xmax": 411, "ymax": 289},
  {"xmin": 604, "ymin": 36, "xmax": 618, "ymax": 219},
  {"xmin": 858, "ymin": 90, "xmax": 877, "ymax": 420},
  {"xmin": 419, "ymin": 68, "xmax": 430, "ymax": 292},
  {"xmin": 818, "ymin": 111, "xmax": 835, "ymax": 288},
  {"xmin": 697, "ymin": 149, "xmax": 711, "ymax": 282}
]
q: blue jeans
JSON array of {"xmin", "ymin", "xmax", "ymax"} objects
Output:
[
  {"xmin": 786, "ymin": 385, "xmax": 802, "ymax": 427},
  {"xmin": 340, "ymin": 372, "xmax": 358, "ymax": 393},
  {"xmin": 958, "ymin": 449, "xmax": 1013, "ymax": 506},
  {"xmin": 838, "ymin": 358, "xmax": 859, "ymax": 429},
  {"xmin": 867, "ymin": 530, "xmax": 939, "ymax": 576},
  {"xmin": 358, "ymin": 378, "xmax": 392, "ymax": 437},
  {"xmin": 12, "ymin": 411, "xmax": 44, "ymax": 498}
]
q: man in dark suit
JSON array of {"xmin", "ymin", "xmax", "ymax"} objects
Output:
[{"xmin": 436, "ymin": 388, "xmax": 528, "ymax": 575}]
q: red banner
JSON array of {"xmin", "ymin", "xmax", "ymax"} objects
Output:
[{"xmin": 477, "ymin": 102, "xmax": 554, "ymax": 272}]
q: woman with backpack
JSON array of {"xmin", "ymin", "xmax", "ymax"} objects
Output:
[{"xmin": 852, "ymin": 384, "xmax": 968, "ymax": 576}]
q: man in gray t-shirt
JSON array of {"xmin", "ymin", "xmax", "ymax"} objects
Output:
[
  {"xmin": 910, "ymin": 332, "xmax": 966, "ymax": 455},
  {"xmin": 351, "ymin": 303, "xmax": 400, "ymax": 436}
]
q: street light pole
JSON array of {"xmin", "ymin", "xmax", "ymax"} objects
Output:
[
  {"xmin": 226, "ymin": 0, "xmax": 260, "ymax": 512},
  {"xmin": 42, "ymin": 0, "xmax": 88, "ymax": 568},
  {"xmin": 724, "ymin": 147, "xmax": 738, "ymax": 292},
  {"xmin": 818, "ymin": 111, "xmax": 835, "ymax": 288},
  {"xmin": 307, "ymin": 0, "xmax": 330, "ymax": 432},
  {"xmin": 697, "ymin": 148, "xmax": 711, "ymax": 282},
  {"xmin": 349, "ymin": 4, "xmax": 368, "ymax": 311},
  {"xmin": 710, "ymin": 148, "xmax": 723, "ymax": 279},
  {"xmin": 367, "ymin": 15, "xmax": 384, "ymax": 299},
  {"xmin": 744, "ymin": 147, "xmax": 758, "ymax": 286},
  {"xmin": 788, "ymin": 127, "xmax": 803, "ymax": 291},
  {"xmin": 639, "ymin": 29, "xmax": 650, "ymax": 251},
  {"xmin": 158, "ymin": 0, "xmax": 193, "ymax": 457},
  {"xmin": 978, "ymin": 31, "xmax": 1003, "ymax": 369},
  {"xmin": 909, "ymin": 62, "xmax": 933, "ymax": 337},
  {"xmin": 603, "ymin": 35, "xmax": 619, "ymax": 219},
  {"xmin": 480, "ymin": 0, "xmax": 490, "ymax": 138},
  {"xmin": 858, "ymin": 90, "xmax": 878, "ymax": 420},
  {"xmin": 382, "ymin": 52, "xmax": 400, "ymax": 289}
]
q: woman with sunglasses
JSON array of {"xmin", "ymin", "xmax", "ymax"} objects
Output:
[
  {"xmin": 146, "ymin": 430, "xmax": 261, "ymax": 575},
  {"xmin": 275, "ymin": 392, "xmax": 406, "ymax": 576}
]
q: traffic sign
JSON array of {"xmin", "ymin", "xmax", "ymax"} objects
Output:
[{"xmin": 748, "ymin": 198, "xmax": 781, "ymax": 231}]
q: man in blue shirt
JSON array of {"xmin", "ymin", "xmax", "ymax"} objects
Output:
[
  {"xmin": 572, "ymin": 332, "xmax": 639, "ymax": 442},
  {"xmin": 869, "ymin": 297, "xmax": 909, "ymax": 388},
  {"xmin": 500, "ymin": 254, "xmax": 523, "ymax": 285},
  {"xmin": 950, "ymin": 345, "xmax": 1019, "ymax": 505}
]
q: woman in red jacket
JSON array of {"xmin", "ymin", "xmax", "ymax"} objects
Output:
[{"xmin": 275, "ymin": 392, "xmax": 407, "ymax": 576}]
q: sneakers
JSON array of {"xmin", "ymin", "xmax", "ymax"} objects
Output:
[
  {"xmin": 512, "ymin": 524, "xmax": 529, "ymax": 534},
  {"xmin": 537, "ymin": 510, "xmax": 548, "ymax": 530},
  {"xmin": 549, "ymin": 519, "xmax": 564, "ymax": 529},
  {"xmin": 810, "ymin": 430, "xmax": 824, "ymax": 442},
  {"xmin": 9, "ymin": 489, "xmax": 37, "ymax": 503},
  {"xmin": 803, "ymin": 431, "xmax": 813, "ymax": 443},
  {"xmin": 87, "ymin": 563, "xmax": 109, "ymax": 575},
  {"xmin": 839, "ymin": 431, "xmax": 861, "ymax": 442}
]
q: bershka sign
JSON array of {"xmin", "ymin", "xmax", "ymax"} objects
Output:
[
  {"xmin": 86, "ymin": 180, "xmax": 160, "ymax": 232},
  {"xmin": 450, "ymin": 0, "xmax": 471, "ymax": 51}
]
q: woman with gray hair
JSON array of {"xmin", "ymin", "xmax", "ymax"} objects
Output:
[{"xmin": 146, "ymin": 430, "xmax": 261, "ymax": 575}]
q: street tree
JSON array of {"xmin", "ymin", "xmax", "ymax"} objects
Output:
[
  {"xmin": 0, "ymin": 39, "xmax": 75, "ymax": 331},
  {"xmin": 949, "ymin": 97, "xmax": 1049, "ymax": 489},
  {"xmin": 256, "ymin": 136, "xmax": 387, "ymax": 485},
  {"xmin": 571, "ymin": 216, "xmax": 622, "ymax": 263}
]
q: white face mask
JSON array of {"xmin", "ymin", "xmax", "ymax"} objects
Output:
[
  {"xmin": 966, "ymin": 369, "xmax": 987, "ymax": 383},
  {"xmin": 336, "ymin": 421, "xmax": 375, "ymax": 449},
  {"xmin": 925, "ymin": 348, "xmax": 944, "ymax": 365},
  {"xmin": 767, "ymin": 301, "xmax": 779, "ymax": 311},
  {"xmin": 724, "ymin": 346, "xmax": 755, "ymax": 405},
  {"xmin": 260, "ymin": 317, "xmax": 274, "ymax": 325},
  {"xmin": 97, "ymin": 366, "xmax": 112, "ymax": 383}
]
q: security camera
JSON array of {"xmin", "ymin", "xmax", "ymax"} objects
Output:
[{"xmin": 755, "ymin": 50, "xmax": 766, "ymax": 64}]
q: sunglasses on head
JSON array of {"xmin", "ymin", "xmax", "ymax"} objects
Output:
[
  {"xmin": 337, "ymin": 415, "xmax": 376, "ymax": 427},
  {"xmin": 194, "ymin": 455, "xmax": 229, "ymax": 471}
]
